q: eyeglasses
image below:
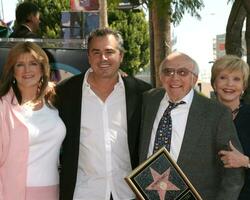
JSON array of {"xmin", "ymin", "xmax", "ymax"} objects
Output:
[{"xmin": 161, "ymin": 67, "xmax": 197, "ymax": 77}]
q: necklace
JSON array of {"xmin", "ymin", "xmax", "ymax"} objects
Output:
[
  {"xmin": 232, "ymin": 103, "xmax": 242, "ymax": 115},
  {"xmin": 232, "ymin": 107, "xmax": 240, "ymax": 115},
  {"xmin": 22, "ymin": 99, "xmax": 43, "ymax": 111}
]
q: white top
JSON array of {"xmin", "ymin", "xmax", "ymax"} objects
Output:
[
  {"xmin": 73, "ymin": 69, "xmax": 134, "ymax": 200},
  {"xmin": 20, "ymin": 103, "xmax": 66, "ymax": 186},
  {"xmin": 147, "ymin": 90, "xmax": 194, "ymax": 161}
]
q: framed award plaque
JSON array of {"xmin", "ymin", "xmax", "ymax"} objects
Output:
[{"xmin": 125, "ymin": 147, "xmax": 202, "ymax": 200}]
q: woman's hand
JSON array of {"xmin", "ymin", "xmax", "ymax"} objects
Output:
[
  {"xmin": 119, "ymin": 69, "xmax": 128, "ymax": 77},
  {"xmin": 218, "ymin": 141, "xmax": 249, "ymax": 168}
]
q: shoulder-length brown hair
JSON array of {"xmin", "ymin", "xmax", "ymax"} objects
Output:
[{"xmin": 0, "ymin": 41, "xmax": 55, "ymax": 106}]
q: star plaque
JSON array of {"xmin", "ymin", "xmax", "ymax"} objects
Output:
[{"xmin": 125, "ymin": 147, "xmax": 202, "ymax": 200}]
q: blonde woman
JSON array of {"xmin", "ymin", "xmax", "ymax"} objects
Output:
[
  {"xmin": 211, "ymin": 54, "xmax": 250, "ymax": 199},
  {"xmin": 0, "ymin": 42, "xmax": 65, "ymax": 200}
]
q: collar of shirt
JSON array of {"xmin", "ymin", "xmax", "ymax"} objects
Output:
[
  {"xmin": 82, "ymin": 68, "xmax": 125, "ymax": 96},
  {"xmin": 163, "ymin": 89, "xmax": 194, "ymax": 108},
  {"xmin": 21, "ymin": 24, "xmax": 32, "ymax": 32}
]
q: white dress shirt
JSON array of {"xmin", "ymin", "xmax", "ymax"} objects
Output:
[
  {"xmin": 147, "ymin": 89, "xmax": 194, "ymax": 161},
  {"xmin": 73, "ymin": 69, "xmax": 134, "ymax": 200}
]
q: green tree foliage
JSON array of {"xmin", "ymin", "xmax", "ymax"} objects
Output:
[
  {"xmin": 141, "ymin": 0, "xmax": 204, "ymax": 25},
  {"xmin": 18, "ymin": 0, "xmax": 69, "ymax": 38},
  {"xmin": 109, "ymin": 9, "xmax": 149, "ymax": 75}
]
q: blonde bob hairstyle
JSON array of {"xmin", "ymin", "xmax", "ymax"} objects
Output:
[
  {"xmin": 0, "ymin": 41, "xmax": 55, "ymax": 106},
  {"xmin": 211, "ymin": 55, "xmax": 249, "ymax": 89}
]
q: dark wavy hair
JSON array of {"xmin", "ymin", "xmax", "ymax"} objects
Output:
[{"xmin": 15, "ymin": 2, "xmax": 39, "ymax": 25}]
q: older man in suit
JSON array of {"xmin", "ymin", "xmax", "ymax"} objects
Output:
[{"xmin": 139, "ymin": 52, "xmax": 244, "ymax": 200}]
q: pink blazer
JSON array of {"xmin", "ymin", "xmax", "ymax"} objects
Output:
[{"xmin": 0, "ymin": 89, "xmax": 29, "ymax": 200}]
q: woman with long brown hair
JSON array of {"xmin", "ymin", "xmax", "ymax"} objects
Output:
[{"xmin": 0, "ymin": 42, "xmax": 65, "ymax": 200}]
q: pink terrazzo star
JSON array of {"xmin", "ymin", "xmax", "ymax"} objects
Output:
[{"xmin": 146, "ymin": 167, "xmax": 180, "ymax": 200}]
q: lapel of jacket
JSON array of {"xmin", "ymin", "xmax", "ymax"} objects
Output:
[
  {"xmin": 177, "ymin": 91, "xmax": 207, "ymax": 166},
  {"xmin": 141, "ymin": 89, "xmax": 165, "ymax": 161},
  {"xmin": 75, "ymin": 75, "xmax": 85, "ymax": 131},
  {"xmin": 68, "ymin": 74, "xmax": 84, "ymax": 121},
  {"xmin": 123, "ymin": 77, "xmax": 137, "ymax": 124},
  {"xmin": 123, "ymin": 77, "xmax": 140, "ymax": 157}
]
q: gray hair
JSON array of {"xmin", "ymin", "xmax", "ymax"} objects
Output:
[{"xmin": 159, "ymin": 52, "xmax": 199, "ymax": 76}]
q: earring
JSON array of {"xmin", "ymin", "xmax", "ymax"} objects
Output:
[
  {"xmin": 40, "ymin": 77, "xmax": 44, "ymax": 83},
  {"xmin": 241, "ymin": 90, "xmax": 245, "ymax": 96},
  {"xmin": 12, "ymin": 78, "xmax": 16, "ymax": 84}
]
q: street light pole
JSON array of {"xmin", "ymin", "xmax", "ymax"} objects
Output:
[{"xmin": 0, "ymin": 0, "xmax": 4, "ymax": 20}]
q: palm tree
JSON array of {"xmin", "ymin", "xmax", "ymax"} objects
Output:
[
  {"xmin": 226, "ymin": 0, "xmax": 250, "ymax": 65},
  {"xmin": 99, "ymin": 0, "xmax": 108, "ymax": 27},
  {"xmin": 143, "ymin": 0, "xmax": 204, "ymax": 87},
  {"xmin": 225, "ymin": 0, "xmax": 250, "ymax": 101}
]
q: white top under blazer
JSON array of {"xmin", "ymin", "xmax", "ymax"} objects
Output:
[{"xmin": 20, "ymin": 103, "xmax": 66, "ymax": 186}]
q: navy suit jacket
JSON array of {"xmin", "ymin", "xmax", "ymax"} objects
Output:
[
  {"xmin": 56, "ymin": 73, "xmax": 151, "ymax": 200},
  {"xmin": 139, "ymin": 88, "xmax": 244, "ymax": 200}
]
